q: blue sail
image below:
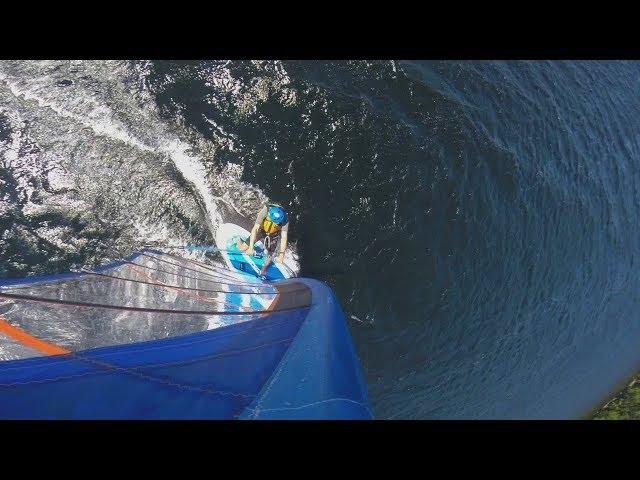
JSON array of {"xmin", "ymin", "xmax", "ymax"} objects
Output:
[{"xmin": 0, "ymin": 249, "xmax": 371, "ymax": 419}]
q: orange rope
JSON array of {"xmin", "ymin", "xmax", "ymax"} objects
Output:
[{"xmin": 0, "ymin": 317, "xmax": 69, "ymax": 356}]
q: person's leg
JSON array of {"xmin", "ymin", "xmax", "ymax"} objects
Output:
[
  {"xmin": 273, "ymin": 237, "xmax": 282, "ymax": 261},
  {"xmin": 260, "ymin": 255, "xmax": 272, "ymax": 277},
  {"xmin": 259, "ymin": 235, "xmax": 280, "ymax": 276},
  {"xmin": 235, "ymin": 236, "xmax": 250, "ymax": 252}
]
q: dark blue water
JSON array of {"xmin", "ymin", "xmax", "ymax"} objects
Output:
[{"xmin": 2, "ymin": 60, "xmax": 640, "ymax": 418}]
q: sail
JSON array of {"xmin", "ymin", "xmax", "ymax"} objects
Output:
[{"xmin": 0, "ymin": 249, "xmax": 371, "ymax": 419}]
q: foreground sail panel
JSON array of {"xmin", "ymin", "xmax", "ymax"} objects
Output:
[
  {"xmin": 241, "ymin": 279, "xmax": 372, "ymax": 419},
  {"xmin": 0, "ymin": 249, "xmax": 372, "ymax": 419},
  {"xmin": 0, "ymin": 309, "xmax": 307, "ymax": 419}
]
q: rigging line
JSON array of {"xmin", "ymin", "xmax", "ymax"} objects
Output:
[
  {"xmin": 142, "ymin": 250, "xmax": 233, "ymax": 276},
  {"xmin": 125, "ymin": 261, "xmax": 265, "ymax": 287},
  {"xmin": 2, "ymin": 267, "xmax": 271, "ymax": 293},
  {"xmin": 151, "ymin": 247, "xmax": 298, "ymax": 279},
  {"xmin": 146, "ymin": 249, "xmax": 297, "ymax": 281},
  {"xmin": 1, "ymin": 310, "xmax": 308, "ymax": 374},
  {"xmin": 126, "ymin": 264, "xmax": 251, "ymax": 310},
  {"xmin": 0, "ymin": 335, "xmax": 299, "ymax": 400},
  {"xmin": 0, "ymin": 291, "xmax": 312, "ymax": 316},
  {"xmin": 80, "ymin": 269, "xmax": 286, "ymax": 295},
  {"xmin": 151, "ymin": 250, "xmax": 251, "ymax": 281},
  {"xmin": 140, "ymin": 252, "xmax": 246, "ymax": 281},
  {"xmin": 143, "ymin": 245, "xmax": 234, "ymax": 253},
  {"xmin": 155, "ymin": 249, "xmax": 242, "ymax": 276}
]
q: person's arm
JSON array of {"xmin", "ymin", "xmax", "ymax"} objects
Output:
[
  {"xmin": 275, "ymin": 223, "xmax": 288, "ymax": 263},
  {"xmin": 246, "ymin": 225, "xmax": 259, "ymax": 255},
  {"xmin": 247, "ymin": 206, "xmax": 268, "ymax": 255}
]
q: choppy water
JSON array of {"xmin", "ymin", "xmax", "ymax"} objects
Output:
[{"xmin": 2, "ymin": 60, "xmax": 640, "ymax": 418}]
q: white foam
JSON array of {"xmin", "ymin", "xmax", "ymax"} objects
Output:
[
  {"xmin": 0, "ymin": 69, "xmax": 222, "ymax": 230},
  {"xmin": 160, "ymin": 139, "xmax": 222, "ymax": 226},
  {"xmin": 0, "ymin": 61, "xmax": 300, "ymax": 276}
]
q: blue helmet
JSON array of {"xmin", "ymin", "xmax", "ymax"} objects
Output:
[{"xmin": 267, "ymin": 205, "xmax": 287, "ymax": 225}]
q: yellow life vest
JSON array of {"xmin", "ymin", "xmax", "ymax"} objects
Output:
[{"xmin": 261, "ymin": 217, "xmax": 281, "ymax": 235}]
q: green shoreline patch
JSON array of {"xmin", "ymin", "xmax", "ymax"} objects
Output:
[{"xmin": 593, "ymin": 378, "xmax": 640, "ymax": 419}]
